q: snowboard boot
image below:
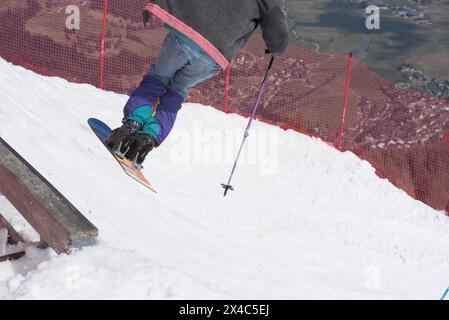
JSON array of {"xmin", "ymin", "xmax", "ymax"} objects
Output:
[
  {"xmin": 107, "ymin": 119, "xmax": 141, "ymax": 156},
  {"xmin": 124, "ymin": 133, "xmax": 156, "ymax": 169}
]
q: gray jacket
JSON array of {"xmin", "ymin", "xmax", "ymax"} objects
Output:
[{"xmin": 146, "ymin": 0, "xmax": 289, "ymax": 68}]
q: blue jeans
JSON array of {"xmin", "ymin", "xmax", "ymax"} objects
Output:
[
  {"xmin": 151, "ymin": 32, "xmax": 221, "ymax": 98},
  {"xmin": 124, "ymin": 32, "xmax": 221, "ymax": 146}
]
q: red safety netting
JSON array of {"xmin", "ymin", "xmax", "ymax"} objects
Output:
[{"xmin": 1, "ymin": 1, "xmax": 449, "ymax": 213}]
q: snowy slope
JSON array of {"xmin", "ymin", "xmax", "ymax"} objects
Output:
[{"xmin": 0, "ymin": 57, "xmax": 448, "ymax": 299}]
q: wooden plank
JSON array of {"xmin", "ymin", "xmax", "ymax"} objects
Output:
[
  {"xmin": 0, "ymin": 213, "xmax": 24, "ymax": 245},
  {"xmin": 0, "ymin": 251, "xmax": 25, "ymax": 263},
  {"xmin": 0, "ymin": 137, "xmax": 98, "ymax": 254}
]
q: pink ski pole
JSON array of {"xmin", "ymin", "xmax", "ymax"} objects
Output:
[{"xmin": 222, "ymin": 56, "xmax": 275, "ymax": 196}]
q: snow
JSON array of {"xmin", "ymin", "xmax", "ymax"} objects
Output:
[{"xmin": 0, "ymin": 57, "xmax": 448, "ymax": 299}]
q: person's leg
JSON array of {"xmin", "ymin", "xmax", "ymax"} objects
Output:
[
  {"xmin": 114, "ymin": 34, "xmax": 221, "ymax": 165},
  {"xmin": 109, "ymin": 33, "xmax": 190, "ymax": 154},
  {"xmin": 150, "ymin": 57, "xmax": 221, "ymax": 146},
  {"xmin": 123, "ymin": 33, "xmax": 190, "ymax": 118}
]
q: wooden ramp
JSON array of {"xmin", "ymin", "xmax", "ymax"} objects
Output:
[{"xmin": 0, "ymin": 136, "xmax": 98, "ymax": 259}]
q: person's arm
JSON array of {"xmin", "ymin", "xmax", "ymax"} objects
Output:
[{"xmin": 259, "ymin": 1, "xmax": 290, "ymax": 56}]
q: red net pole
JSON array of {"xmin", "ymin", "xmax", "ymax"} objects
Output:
[
  {"xmin": 223, "ymin": 65, "xmax": 231, "ymax": 113},
  {"xmin": 337, "ymin": 53, "xmax": 353, "ymax": 150},
  {"xmin": 99, "ymin": 0, "xmax": 109, "ymax": 90}
]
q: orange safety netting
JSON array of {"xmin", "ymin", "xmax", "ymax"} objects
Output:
[{"xmin": 1, "ymin": 1, "xmax": 449, "ymax": 213}]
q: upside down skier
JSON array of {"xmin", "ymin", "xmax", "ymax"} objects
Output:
[{"xmin": 107, "ymin": 0, "xmax": 290, "ymax": 168}]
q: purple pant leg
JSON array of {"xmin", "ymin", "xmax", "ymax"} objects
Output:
[
  {"xmin": 123, "ymin": 74, "xmax": 167, "ymax": 118},
  {"xmin": 153, "ymin": 88, "xmax": 185, "ymax": 146}
]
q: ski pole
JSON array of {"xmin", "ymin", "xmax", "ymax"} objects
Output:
[{"xmin": 222, "ymin": 56, "xmax": 275, "ymax": 196}]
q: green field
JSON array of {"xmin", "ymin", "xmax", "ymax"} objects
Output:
[{"xmin": 286, "ymin": 0, "xmax": 449, "ymax": 84}]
